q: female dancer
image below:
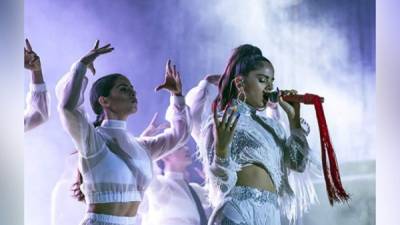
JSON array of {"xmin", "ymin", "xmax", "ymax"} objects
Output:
[
  {"xmin": 199, "ymin": 44, "xmax": 315, "ymax": 225},
  {"xmin": 56, "ymin": 40, "xmax": 191, "ymax": 225}
]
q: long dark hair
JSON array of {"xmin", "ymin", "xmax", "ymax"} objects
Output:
[
  {"xmin": 212, "ymin": 44, "xmax": 273, "ymax": 112},
  {"xmin": 72, "ymin": 73, "xmax": 126, "ymax": 202}
]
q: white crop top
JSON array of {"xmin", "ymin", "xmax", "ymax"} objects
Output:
[{"xmin": 56, "ymin": 62, "xmax": 191, "ymax": 204}]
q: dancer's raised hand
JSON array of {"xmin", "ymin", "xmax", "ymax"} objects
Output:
[
  {"xmin": 155, "ymin": 59, "xmax": 182, "ymax": 96},
  {"xmin": 80, "ymin": 40, "xmax": 114, "ymax": 75},
  {"xmin": 24, "ymin": 38, "xmax": 41, "ymax": 72}
]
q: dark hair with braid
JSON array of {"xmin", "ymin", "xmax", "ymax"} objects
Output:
[
  {"xmin": 72, "ymin": 73, "xmax": 126, "ymax": 202},
  {"xmin": 212, "ymin": 44, "xmax": 274, "ymax": 112}
]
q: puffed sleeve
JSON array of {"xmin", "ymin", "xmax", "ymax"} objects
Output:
[
  {"xmin": 55, "ymin": 61, "xmax": 105, "ymax": 158},
  {"xmin": 185, "ymin": 79, "xmax": 217, "ymax": 144},
  {"xmin": 282, "ymin": 119, "xmax": 311, "ymax": 172},
  {"xmin": 24, "ymin": 83, "xmax": 50, "ymax": 132},
  {"xmin": 138, "ymin": 95, "xmax": 191, "ymax": 160}
]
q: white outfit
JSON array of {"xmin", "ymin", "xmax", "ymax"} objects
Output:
[
  {"xmin": 198, "ymin": 100, "xmax": 318, "ymax": 225},
  {"xmin": 56, "ymin": 61, "xmax": 191, "ymax": 225},
  {"xmin": 139, "ymin": 171, "xmax": 210, "ymax": 225},
  {"xmin": 24, "ymin": 83, "xmax": 49, "ymax": 132}
]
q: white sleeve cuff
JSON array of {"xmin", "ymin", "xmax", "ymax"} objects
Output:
[
  {"xmin": 29, "ymin": 83, "xmax": 47, "ymax": 92},
  {"xmin": 170, "ymin": 95, "xmax": 186, "ymax": 107}
]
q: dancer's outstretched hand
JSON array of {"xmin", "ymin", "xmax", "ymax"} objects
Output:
[
  {"xmin": 24, "ymin": 38, "xmax": 41, "ymax": 72},
  {"xmin": 80, "ymin": 40, "xmax": 114, "ymax": 75},
  {"xmin": 155, "ymin": 59, "xmax": 182, "ymax": 96},
  {"xmin": 213, "ymin": 106, "xmax": 240, "ymax": 158}
]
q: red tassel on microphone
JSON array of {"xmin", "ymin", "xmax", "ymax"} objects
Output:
[{"xmin": 282, "ymin": 93, "xmax": 350, "ymax": 205}]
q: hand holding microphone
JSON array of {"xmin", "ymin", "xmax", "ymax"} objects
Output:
[
  {"xmin": 264, "ymin": 88, "xmax": 324, "ymax": 104},
  {"xmin": 264, "ymin": 88, "xmax": 324, "ymax": 127}
]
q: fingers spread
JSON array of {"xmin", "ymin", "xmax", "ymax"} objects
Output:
[
  {"xmin": 226, "ymin": 107, "xmax": 237, "ymax": 127},
  {"xmin": 25, "ymin": 38, "xmax": 32, "ymax": 52},
  {"xmin": 213, "ymin": 108, "xmax": 219, "ymax": 127},
  {"xmin": 99, "ymin": 43, "xmax": 111, "ymax": 49},
  {"xmin": 93, "ymin": 40, "xmax": 100, "ymax": 50},
  {"xmin": 165, "ymin": 59, "xmax": 172, "ymax": 75},
  {"xmin": 221, "ymin": 106, "xmax": 229, "ymax": 128},
  {"xmin": 96, "ymin": 47, "xmax": 114, "ymax": 54},
  {"xmin": 230, "ymin": 113, "xmax": 240, "ymax": 131},
  {"xmin": 155, "ymin": 84, "xmax": 165, "ymax": 92}
]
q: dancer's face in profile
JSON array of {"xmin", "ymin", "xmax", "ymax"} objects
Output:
[
  {"xmin": 103, "ymin": 77, "xmax": 137, "ymax": 116},
  {"xmin": 242, "ymin": 63, "xmax": 274, "ymax": 109}
]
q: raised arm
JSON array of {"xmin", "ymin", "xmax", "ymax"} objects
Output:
[
  {"xmin": 278, "ymin": 89, "xmax": 310, "ymax": 172},
  {"xmin": 24, "ymin": 38, "xmax": 50, "ymax": 132},
  {"xmin": 55, "ymin": 40, "xmax": 113, "ymax": 156},
  {"xmin": 138, "ymin": 60, "xmax": 191, "ymax": 160}
]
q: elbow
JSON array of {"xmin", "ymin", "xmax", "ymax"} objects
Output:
[
  {"xmin": 58, "ymin": 100, "xmax": 76, "ymax": 112},
  {"xmin": 57, "ymin": 103, "xmax": 75, "ymax": 117}
]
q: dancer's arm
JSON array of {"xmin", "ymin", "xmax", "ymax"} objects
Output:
[
  {"xmin": 138, "ymin": 60, "xmax": 191, "ymax": 160},
  {"xmin": 279, "ymin": 90, "xmax": 310, "ymax": 172},
  {"xmin": 56, "ymin": 40, "xmax": 113, "ymax": 157},
  {"xmin": 205, "ymin": 108, "xmax": 240, "ymax": 195},
  {"xmin": 24, "ymin": 38, "xmax": 50, "ymax": 132}
]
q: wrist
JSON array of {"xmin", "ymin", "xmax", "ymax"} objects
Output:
[
  {"xmin": 289, "ymin": 119, "xmax": 301, "ymax": 129},
  {"xmin": 31, "ymin": 70, "xmax": 44, "ymax": 84},
  {"xmin": 214, "ymin": 155, "xmax": 230, "ymax": 167},
  {"xmin": 215, "ymin": 145, "xmax": 228, "ymax": 158},
  {"xmin": 172, "ymin": 91, "xmax": 182, "ymax": 96}
]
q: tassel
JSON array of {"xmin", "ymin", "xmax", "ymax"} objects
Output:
[{"xmin": 283, "ymin": 93, "xmax": 350, "ymax": 205}]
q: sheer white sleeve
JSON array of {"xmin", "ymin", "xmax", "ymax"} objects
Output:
[
  {"xmin": 282, "ymin": 118, "xmax": 312, "ymax": 172},
  {"xmin": 185, "ymin": 79, "xmax": 217, "ymax": 144},
  {"xmin": 24, "ymin": 83, "xmax": 50, "ymax": 132},
  {"xmin": 138, "ymin": 96, "xmax": 191, "ymax": 160},
  {"xmin": 279, "ymin": 118, "xmax": 321, "ymax": 224},
  {"xmin": 55, "ymin": 61, "xmax": 105, "ymax": 158}
]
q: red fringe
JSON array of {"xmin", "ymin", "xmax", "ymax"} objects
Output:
[{"xmin": 285, "ymin": 93, "xmax": 350, "ymax": 205}]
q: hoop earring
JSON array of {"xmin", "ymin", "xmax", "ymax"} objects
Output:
[{"xmin": 237, "ymin": 88, "xmax": 247, "ymax": 103}]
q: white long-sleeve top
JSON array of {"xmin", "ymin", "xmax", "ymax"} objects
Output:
[
  {"xmin": 55, "ymin": 61, "xmax": 191, "ymax": 204},
  {"xmin": 24, "ymin": 83, "xmax": 49, "ymax": 132},
  {"xmin": 139, "ymin": 172, "xmax": 210, "ymax": 225}
]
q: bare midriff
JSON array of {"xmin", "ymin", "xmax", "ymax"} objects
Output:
[
  {"xmin": 88, "ymin": 201, "xmax": 140, "ymax": 217},
  {"xmin": 236, "ymin": 164, "xmax": 276, "ymax": 192}
]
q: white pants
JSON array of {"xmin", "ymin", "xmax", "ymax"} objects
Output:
[
  {"xmin": 80, "ymin": 213, "xmax": 137, "ymax": 225},
  {"xmin": 212, "ymin": 186, "xmax": 281, "ymax": 225}
]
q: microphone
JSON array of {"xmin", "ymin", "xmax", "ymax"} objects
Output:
[{"xmin": 264, "ymin": 90, "xmax": 324, "ymax": 104}]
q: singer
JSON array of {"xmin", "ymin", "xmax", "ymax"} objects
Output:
[{"xmin": 198, "ymin": 44, "xmax": 319, "ymax": 225}]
